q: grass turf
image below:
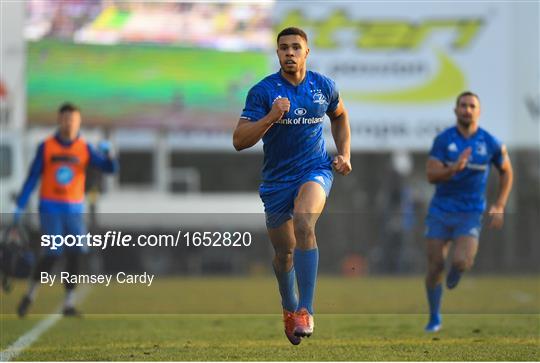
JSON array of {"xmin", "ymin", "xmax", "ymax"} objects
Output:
[{"xmin": 1, "ymin": 276, "xmax": 539, "ymax": 361}]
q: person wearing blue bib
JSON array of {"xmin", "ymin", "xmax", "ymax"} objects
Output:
[
  {"xmin": 233, "ymin": 27, "xmax": 352, "ymax": 345},
  {"xmin": 424, "ymin": 91, "xmax": 514, "ymax": 332}
]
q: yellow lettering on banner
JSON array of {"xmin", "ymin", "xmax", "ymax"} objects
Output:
[
  {"xmin": 314, "ymin": 9, "xmax": 350, "ymax": 49},
  {"xmin": 275, "ymin": 10, "xmax": 483, "ymax": 50},
  {"xmin": 357, "ymin": 21, "xmax": 413, "ymax": 49}
]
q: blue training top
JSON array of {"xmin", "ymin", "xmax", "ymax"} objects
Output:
[
  {"xmin": 241, "ymin": 70, "xmax": 339, "ymax": 184},
  {"xmin": 428, "ymin": 126, "xmax": 505, "ymax": 214}
]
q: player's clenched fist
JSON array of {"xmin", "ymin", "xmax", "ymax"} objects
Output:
[
  {"xmin": 333, "ymin": 155, "xmax": 352, "ymax": 176},
  {"xmin": 270, "ymin": 97, "xmax": 290, "ymax": 122}
]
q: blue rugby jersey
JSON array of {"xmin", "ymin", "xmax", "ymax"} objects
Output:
[
  {"xmin": 241, "ymin": 70, "xmax": 339, "ymax": 184},
  {"xmin": 428, "ymin": 126, "xmax": 505, "ymax": 213}
]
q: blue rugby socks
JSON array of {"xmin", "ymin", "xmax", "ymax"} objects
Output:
[
  {"xmin": 426, "ymin": 284, "xmax": 442, "ymax": 330},
  {"xmin": 273, "ymin": 265, "xmax": 298, "ymax": 312},
  {"xmin": 294, "ymin": 248, "xmax": 319, "ymax": 315}
]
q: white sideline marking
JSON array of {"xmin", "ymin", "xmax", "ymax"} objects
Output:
[
  {"xmin": 0, "ymin": 286, "xmax": 91, "ymax": 362},
  {"xmin": 0, "ymin": 313, "xmax": 61, "ymax": 362}
]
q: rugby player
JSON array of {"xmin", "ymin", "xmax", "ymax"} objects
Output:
[
  {"xmin": 424, "ymin": 92, "xmax": 513, "ymax": 332},
  {"xmin": 233, "ymin": 27, "xmax": 351, "ymax": 344}
]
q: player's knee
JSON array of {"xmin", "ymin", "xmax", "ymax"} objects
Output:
[
  {"xmin": 428, "ymin": 260, "xmax": 445, "ymax": 275},
  {"xmin": 453, "ymin": 257, "xmax": 474, "ymax": 272},
  {"xmin": 293, "ymin": 217, "xmax": 315, "ymax": 243},
  {"xmin": 425, "ymin": 263, "xmax": 444, "ymax": 287},
  {"xmin": 274, "ymin": 249, "xmax": 294, "ymax": 267},
  {"xmin": 467, "ymin": 256, "xmax": 476, "ymax": 270}
]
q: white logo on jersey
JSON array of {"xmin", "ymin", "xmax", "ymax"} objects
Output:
[
  {"xmin": 448, "ymin": 142, "xmax": 458, "ymax": 152},
  {"xmin": 314, "ymin": 176, "xmax": 325, "ymax": 185},
  {"xmin": 294, "ymin": 108, "xmax": 307, "ymax": 116},
  {"xmin": 476, "ymin": 142, "xmax": 487, "ymax": 156},
  {"xmin": 313, "ymin": 91, "xmax": 327, "ymax": 105}
]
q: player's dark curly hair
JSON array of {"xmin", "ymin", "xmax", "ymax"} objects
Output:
[
  {"xmin": 456, "ymin": 91, "xmax": 480, "ymax": 106},
  {"xmin": 58, "ymin": 102, "xmax": 79, "ymax": 114},
  {"xmin": 277, "ymin": 27, "xmax": 308, "ymax": 44}
]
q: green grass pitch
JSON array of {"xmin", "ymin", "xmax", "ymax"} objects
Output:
[{"xmin": 1, "ymin": 276, "xmax": 539, "ymax": 361}]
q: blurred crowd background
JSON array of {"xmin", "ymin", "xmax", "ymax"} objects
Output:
[{"xmin": 1, "ymin": 1, "xmax": 539, "ymax": 276}]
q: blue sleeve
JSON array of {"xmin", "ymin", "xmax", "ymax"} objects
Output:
[
  {"xmin": 326, "ymin": 77, "xmax": 340, "ymax": 113},
  {"xmin": 87, "ymin": 144, "xmax": 118, "ymax": 173},
  {"xmin": 488, "ymin": 134, "xmax": 505, "ymax": 169},
  {"xmin": 429, "ymin": 134, "xmax": 446, "ymax": 164},
  {"xmin": 240, "ymin": 85, "xmax": 268, "ymax": 122},
  {"xmin": 16, "ymin": 143, "xmax": 44, "ymax": 209}
]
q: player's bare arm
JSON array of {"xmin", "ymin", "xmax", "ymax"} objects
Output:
[
  {"xmin": 232, "ymin": 98, "xmax": 290, "ymax": 151},
  {"xmin": 426, "ymin": 147, "xmax": 472, "ymax": 183},
  {"xmin": 328, "ymin": 99, "xmax": 351, "ymax": 176},
  {"xmin": 488, "ymin": 147, "xmax": 513, "ymax": 229}
]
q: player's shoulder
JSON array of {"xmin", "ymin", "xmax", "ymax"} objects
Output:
[
  {"xmin": 434, "ymin": 126, "xmax": 457, "ymax": 141},
  {"xmin": 34, "ymin": 140, "xmax": 47, "ymax": 155},
  {"xmin": 44, "ymin": 134, "xmax": 57, "ymax": 143},
  {"xmin": 78, "ymin": 136, "xmax": 89, "ymax": 145},
  {"xmin": 42, "ymin": 135, "xmax": 58, "ymax": 150},
  {"xmin": 249, "ymin": 72, "xmax": 281, "ymax": 94},
  {"xmin": 477, "ymin": 126, "xmax": 500, "ymax": 140},
  {"xmin": 477, "ymin": 127, "xmax": 503, "ymax": 148},
  {"xmin": 46, "ymin": 134, "xmax": 89, "ymax": 148},
  {"xmin": 307, "ymin": 70, "xmax": 336, "ymax": 89}
]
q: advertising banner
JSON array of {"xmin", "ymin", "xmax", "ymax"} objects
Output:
[{"xmin": 275, "ymin": 2, "xmax": 523, "ymax": 150}]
